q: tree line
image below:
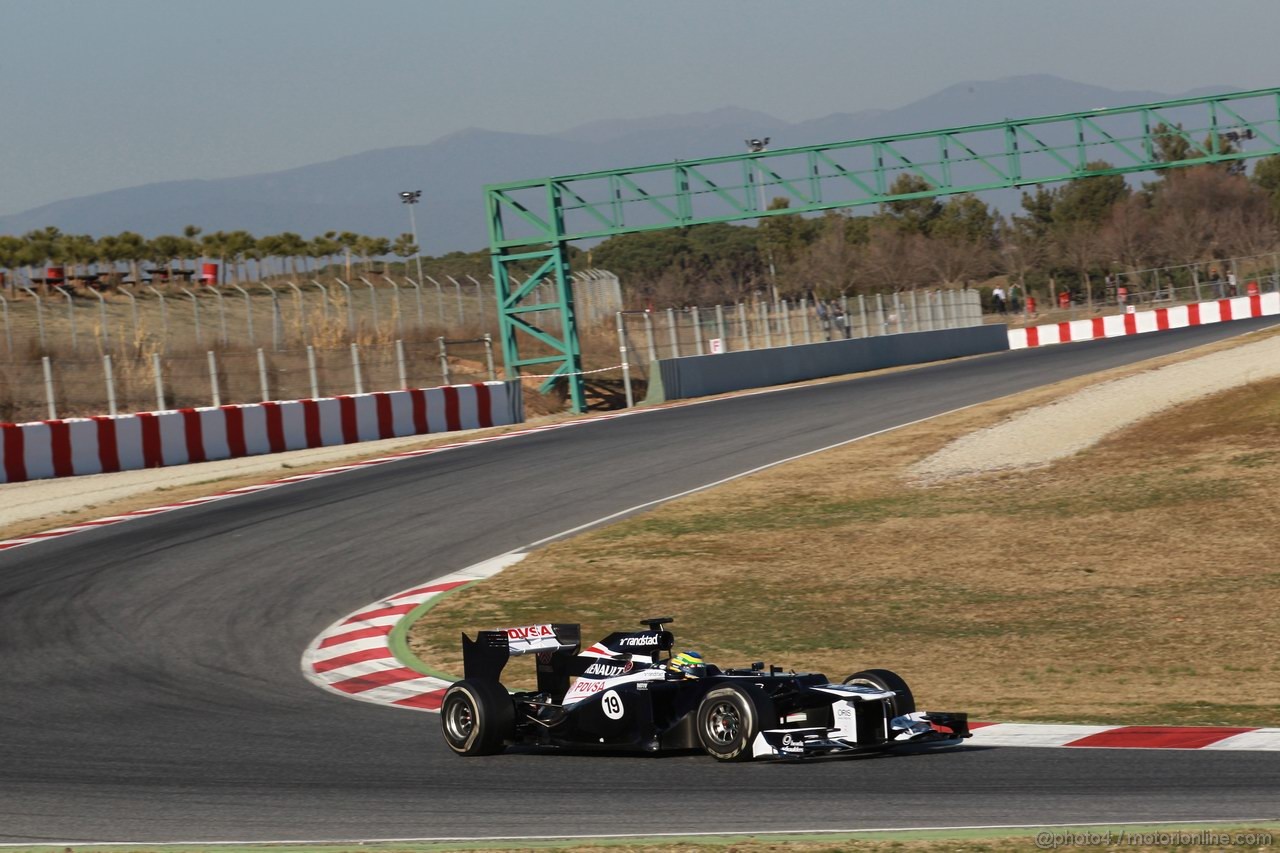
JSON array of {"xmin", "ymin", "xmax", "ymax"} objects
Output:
[
  {"xmin": 0, "ymin": 227, "xmax": 422, "ymax": 285},
  {"xmin": 591, "ymin": 127, "xmax": 1280, "ymax": 308}
]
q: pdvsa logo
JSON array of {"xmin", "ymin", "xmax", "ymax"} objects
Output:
[{"xmin": 507, "ymin": 624, "xmax": 555, "ymax": 640}]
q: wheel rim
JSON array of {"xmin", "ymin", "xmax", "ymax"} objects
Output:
[
  {"xmin": 445, "ymin": 696, "xmax": 475, "ymax": 742},
  {"xmin": 705, "ymin": 700, "xmax": 741, "ymax": 746}
]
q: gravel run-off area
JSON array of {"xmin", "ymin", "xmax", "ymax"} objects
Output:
[{"xmin": 910, "ymin": 332, "xmax": 1280, "ymax": 480}]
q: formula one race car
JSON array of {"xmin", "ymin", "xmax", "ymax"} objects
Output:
[{"xmin": 439, "ymin": 617, "xmax": 970, "ymax": 761}]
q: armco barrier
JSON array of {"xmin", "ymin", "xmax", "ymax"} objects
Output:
[
  {"xmin": 644, "ymin": 325, "xmax": 1010, "ymax": 403},
  {"xmin": 1008, "ymin": 292, "xmax": 1280, "ymax": 349},
  {"xmin": 0, "ymin": 380, "xmax": 524, "ymax": 485}
]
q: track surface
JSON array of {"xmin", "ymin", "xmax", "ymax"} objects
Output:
[{"xmin": 2, "ymin": 321, "xmax": 1278, "ymax": 843}]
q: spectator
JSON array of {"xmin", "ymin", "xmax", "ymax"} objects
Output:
[
  {"xmin": 1227, "ymin": 272, "xmax": 1238, "ymax": 297},
  {"xmin": 1210, "ymin": 268, "xmax": 1224, "ymax": 298},
  {"xmin": 991, "ymin": 285, "xmax": 1006, "ymax": 314}
]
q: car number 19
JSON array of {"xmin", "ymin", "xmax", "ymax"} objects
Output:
[{"xmin": 602, "ymin": 689, "xmax": 624, "ymax": 720}]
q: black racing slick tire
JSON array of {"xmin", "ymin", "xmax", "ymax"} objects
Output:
[
  {"xmin": 695, "ymin": 684, "xmax": 774, "ymax": 762},
  {"xmin": 843, "ymin": 669, "xmax": 916, "ymax": 717},
  {"xmin": 440, "ymin": 679, "xmax": 514, "ymax": 756}
]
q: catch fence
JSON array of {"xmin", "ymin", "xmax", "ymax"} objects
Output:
[{"xmin": 1, "ymin": 337, "xmax": 497, "ymax": 423}]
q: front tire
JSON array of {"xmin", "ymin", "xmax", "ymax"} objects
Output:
[
  {"xmin": 843, "ymin": 668, "xmax": 915, "ymax": 717},
  {"xmin": 695, "ymin": 685, "xmax": 774, "ymax": 762},
  {"xmin": 440, "ymin": 679, "xmax": 514, "ymax": 756}
]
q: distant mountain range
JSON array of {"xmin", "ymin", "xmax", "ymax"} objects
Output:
[{"xmin": 0, "ymin": 75, "xmax": 1241, "ymax": 254}]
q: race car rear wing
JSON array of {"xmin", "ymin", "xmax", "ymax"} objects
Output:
[{"xmin": 461, "ymin": 623, "xmax": 581, "ymax": 695}]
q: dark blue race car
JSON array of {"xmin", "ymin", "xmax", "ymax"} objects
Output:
[{"xmin": 440, "ymin": 617, "xmax": 970, "ymax": 761}]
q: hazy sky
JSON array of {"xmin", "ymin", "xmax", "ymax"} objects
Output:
[{"xmin": 3, "ymin": 0, "xmax": 1278, "ymax": 215}]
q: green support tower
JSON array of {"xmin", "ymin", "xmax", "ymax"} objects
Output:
[{"xmin": 486, "ymin": 86, "xmax": 1280, "ymax": 412}]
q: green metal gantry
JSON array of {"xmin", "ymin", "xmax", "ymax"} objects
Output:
[{"xmin": 487, "ymin": 86, "xmax": 1280, "ymax": 411}]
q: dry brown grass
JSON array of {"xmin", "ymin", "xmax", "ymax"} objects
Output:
[{"xmin": 410, "ymin": 344, "xmax": 1280, "ymax": 726}]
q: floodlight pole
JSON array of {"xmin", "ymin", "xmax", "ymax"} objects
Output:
[
  {"xmin": 400, "ymin": 190, "xmax": 425, "ymax": 287},
  {"xmin": 747, "ymin": 137, "xmax": 779, "ymax": 300}
]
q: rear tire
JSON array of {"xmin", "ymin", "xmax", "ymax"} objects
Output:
[
  {"xmin": 440, "ymin": 679, "xmax": 514, "ymax": 756},
  {"xmin": 695, "ymin": 685, "xmax": 774, "ymax": 762},
  {"xmin": 843, "ymin": 669, "xmax": 915, "ymax": 717}
]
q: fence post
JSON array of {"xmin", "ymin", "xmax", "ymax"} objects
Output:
[
  {"xmin": 0, "ymin": 292, "xmax": 11, "ymax": 356},
  {"xmin": 639, "ymin": 312, "xmax": 657, "ymax": 363},
  {"xmin": 616, "ymin": 312, "xmax": 634, "ymax": 408},
  {"xmin": 334, "ymin": 279, "xmax": 355, "ymax": 335},
  {"xmin": 798, "ymin": 297, "xmax": 811, "ymax": 343},
  {"xmin": 437, "ymin": 336, "xmax": 450, "ymax": 385},
  {"xmin": 358, "ymin": 278, "xmax": 379, "ymax": 332},
  {"xmin": 260, "ymin": 287, "xmax": 281, "ymax": 351},
  {"xmin": 89, "ymin": 288, "xmax": 109, "ymax": 351},
  {"xmin": 446, "ymin": 275, "xmax": 465, "ymax": 326},
  {"xmin": 483, "ymin": 333, "xmax": 496, "ymax": 381},
  {"xmin": 120, "ymin": 288, "xmax": 139, "ymax": 344},
  {"xmin": 103, "ymin": 353, "xmax": 117, "ymax": 416},
  {"xmin": 714, "ymin": 304, "xmax": 727, "ymax": 352},
  {"xmin": 181, "ymin": 287, "xmax": 202, "ymax": 347},
  {"xmin": 287, "ymin": 281, "xmax": 307, "ymax": 342},
  {"xmin": 207, "ymin": 350, "xmax": 221, "ymax": 407},
  {"xmin": 257, "ymin": 347, "xmax": 270, "ymax": 401},
  {"xmin": 21, "ymin": 287, "xmax": 46, "ymax": 351},
  {"xmin": 56, "ymin": 286, "xmax": 78, "ymax": 351},
  {"xmin": 666, "ymin": 307, "xmax": 679, "ymax": 358},
  {"xmin": 42, "ymin": 355, "xmax": 57, "ymax": 419},
  {"xmin": 307, "ymin": 344, "xmax": 319, "ymax": 398},
  {"xmin": 350, "ymin": 342, "xmax": 363, "ymax": 394},
  {"xmin": 383, "ymin": 277, "xmax": 403, "ymax": 339},
  {"xmin": 466, "ymin": 274, "xmax": 484, "ymax": 326},
  {"xmin": 692, "ymin": 306, "xmax": 704, "ymax": 355},
  {"xmin": 228, "ymin": 284, "xmax": 254, "ymax": 345},
  {"xmin": 782, "ymin": 301, "xmax": 794, "ymax": 346},
  {"xmin": 209, "ymin": 287, "xmax": 228, "ymax": 344},
  {"xmin": 310, "ymin": 280, "xmax": 330, "ymax": 323},
  {"xmin": 762, "ymin": 302, "xmax": 773, "ymax": 348},
  {"xmin": 737, "ymin": 302, "xmax": 751, "ymax": 350},
  {"xmin": 405, "ymin": 277, "xmax": 425, "ymax": 329},
  {"xmin": 425, "ymin": 276, "xmax": 446, "ymax": 325},
  {"xmin": 152, "ymin": 351, "xmax": 165, "ymax": 410},
  {"xmin": 395, "ymin": 339, "xmax": 407, "ymax": 388}
]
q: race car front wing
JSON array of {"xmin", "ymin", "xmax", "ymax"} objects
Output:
[{"xmin": 755, "ymin": 711, "xmax": 972, "ymax": 758}]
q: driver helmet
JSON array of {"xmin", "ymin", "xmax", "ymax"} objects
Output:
[{"xmin": 668, "ymin": 650, "xmax": 706, "ymax": 679}]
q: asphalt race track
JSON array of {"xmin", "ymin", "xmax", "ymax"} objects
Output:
[{"xmin": 2, "ymin": 320, "xmax": 1279, "ymax": 843}]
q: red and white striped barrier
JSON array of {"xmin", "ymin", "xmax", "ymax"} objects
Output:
[
  {"xmin": 1008, "ymin": 292, "xmax": 1280, "ymax": 349},
  {"xmin": 0, "ymin": 381, "xmax": 522, "ymax": 484}
]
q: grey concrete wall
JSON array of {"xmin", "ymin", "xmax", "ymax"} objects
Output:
[{"xmin": 644, "ymin": 325, "xmax": 1010, "ymax": 403}]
